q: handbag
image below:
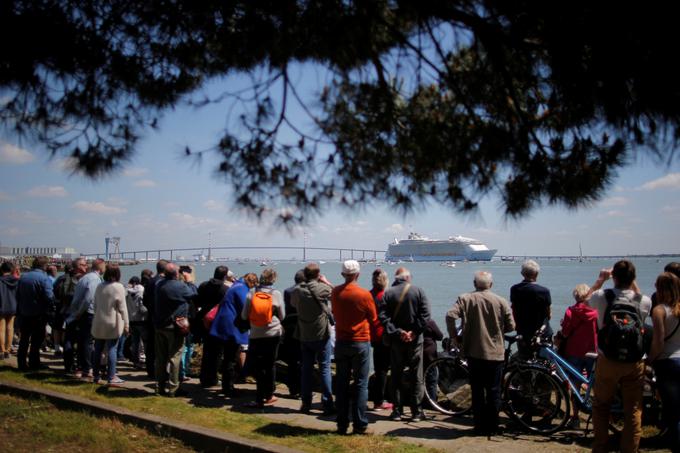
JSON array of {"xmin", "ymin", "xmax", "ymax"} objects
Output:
[
  {"xmin": 174, "ymin": 316, "xmax": 190, "ymax": 336},
  {"xmin": 203, "ymin": 304, "xmax": 220, "ymax": 330},
  {"xmin": 382, "ymin": 283, "xmax": 411, "ymax": 347}
]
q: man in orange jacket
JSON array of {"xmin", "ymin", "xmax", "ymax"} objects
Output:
[{"xmin": 331, "ymin": 260, "xmax": 380, "ymax": 435}]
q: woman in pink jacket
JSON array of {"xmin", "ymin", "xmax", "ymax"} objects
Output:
[{"xmin": 559, "ymin": 283, "xmax": 598, "ymax": 429}]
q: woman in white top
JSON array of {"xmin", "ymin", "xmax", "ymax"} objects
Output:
[
  {"xmin": 648, "ymin": 272, "xmax": 680, "ymax": 452},
  {"xmin": 91, "ymin": 263, "xmax": 129, "ymax": 385}
]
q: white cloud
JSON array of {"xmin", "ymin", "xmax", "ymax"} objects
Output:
[
  {"xmin": 133, "ymin": 179, "xmax": 156, "ymax": 188},
  {"xmin": 0, "ymin": 191, "xmax": 11, "ymax": 201},
  {"xmin": 638, "ymin": 173, "xmax": 680, "ymax": 191},
  {"xmin": 50, "ymin": 157, "xmax": 78, "ymax": 172},
  {"xmin": 72, "ymin": 201, "xmax": 127, "ymax": 215},
  {"xmin": 122, "ymin": 167, "xmax": 148, "ymax": 177},
  {"xmin": 608, "ymin": 228, "xmax": 633, "ymax": 239},
  {"xmin": 169, "ymin": 212, "xmax": 220, "ymax": 229},
  {"xmin": 661, "ymin": 205, "xmax": 680, "ymax": 214},
  {"xmin": 605, "ymin": 210, "xmax": 625, "ymax": 217},
  {"xmin": 203, "ymin": 200, "xmax": 227, "ymax": 211},
  {"xmin": 106, "ymin": 197, "xmax": 128, "ymax": 207},
  {"xmin": 26, "ymin": 185, "xmax": 68, "ymax": 198},
  {"xmin": 385, "ymin": 223, "xmax": 405, "ymax": 234},
  {"xmin": 0, "ymin": 143, "xmax": 35, "ymax": 164},
  {"xmin": 6, "ymin": 210, "xmax": 48, "ymax": 223},
  {"xmin": 599, "ymin": 196, "xmax": 628, "ymax": 207}
]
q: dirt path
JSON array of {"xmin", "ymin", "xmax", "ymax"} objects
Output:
[{"xmin": 2, "ymin": 353, "xmax": 661, "ymax": 452}]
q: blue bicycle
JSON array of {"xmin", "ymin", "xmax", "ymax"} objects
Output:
[{"xmin": 504, "ymin": 330, "xmax": 666, "ymax": 438}]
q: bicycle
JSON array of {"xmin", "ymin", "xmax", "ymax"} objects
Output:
[
  {"xmin": 503, "ymin": 330, "xmax": 666, "ymax": 438},
  {"xmin": 423, "ymin": 333, "xmax": 519, "ymax": 416}
]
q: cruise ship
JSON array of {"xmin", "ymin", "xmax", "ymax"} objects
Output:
[{"xmin": 386, "ymin": 232, "xmax": 497, "ymax": 262}]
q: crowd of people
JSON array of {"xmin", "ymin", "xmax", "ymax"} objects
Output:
[{"xmin": 0, "ymin": 256, "xmax": 678, "ymax": 452}]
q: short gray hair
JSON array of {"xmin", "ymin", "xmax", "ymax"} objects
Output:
[
  {"xmin": 521, "ymin": 259, "xmax": 540, "ymax": 279},
  {"xmin": 474, "ymin": 271, "xmax": 493, "ymax": 290},
  {"xmin": 395, "ymin": 268, "xmax": 411, "ymax": 281}
]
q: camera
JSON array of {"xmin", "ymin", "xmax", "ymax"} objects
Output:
[{"xmin": 179, "ymin": 265, "xmax": 192, "ymax": 274}]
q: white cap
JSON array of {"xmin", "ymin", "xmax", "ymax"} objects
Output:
[
  {"xmin": 342, "ymin": 260, "xmax": 360, "ymax": 275},
  {"xmin": 227, "ymin": 270, "xmax": 235, "ymax": 278}
]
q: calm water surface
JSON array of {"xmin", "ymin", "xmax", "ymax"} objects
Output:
[{"xmin": 118, "ymin": 257, "xmax": 679, "ymax": 331}]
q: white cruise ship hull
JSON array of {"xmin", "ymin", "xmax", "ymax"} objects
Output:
[{"xmin": 386, "ymin": 237, "xmax": 497, "ymax": 262}]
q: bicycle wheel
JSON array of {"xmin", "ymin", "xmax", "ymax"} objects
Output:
[
  {"xmin": 424, "ymin": 357, "xmax": 472, "ymax": 416},
  {"xmin": 504, "ymin": 364, "xmax": 570, "ymax": 434},
  {"xmin": 609, "ymin": 384, "xmax": 667, "ymax": 440}
]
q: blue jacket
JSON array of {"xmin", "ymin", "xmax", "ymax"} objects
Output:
[
  {"xmin": 67, "ymin": 271, "xmax": 102, "ymax": 322},
  {"xmin": 209, "ymin": 280, "xmax": 249, "ymax": 344},
  {"xmin": 154, "ymin": 279, "xmax": 197, "ymax": 329},
  {"xmin": 16, "ymin": 269, "xmax": 55, "ymax": 317}
]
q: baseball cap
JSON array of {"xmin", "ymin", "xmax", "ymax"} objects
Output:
[{"xmin": 341, "ymin": 260, "xmax": 360, "ymax": 275}]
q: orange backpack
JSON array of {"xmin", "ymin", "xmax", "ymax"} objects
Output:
[{"xmin": 249, "ymin": 291, "xmax": 274, "ymax": 327}]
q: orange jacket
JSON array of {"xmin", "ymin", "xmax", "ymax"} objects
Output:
[{"xmin": 332, "ymin": 281, "xmax": 379, "ymax": 342}]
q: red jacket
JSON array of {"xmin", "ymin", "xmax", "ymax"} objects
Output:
[
  {"xmin": 561, "ymin": 301, "xmax": 598, "ymax": 357},
  {"xmin": 369, "ymin": 288, "xmax": 385, "ymax": 342}
]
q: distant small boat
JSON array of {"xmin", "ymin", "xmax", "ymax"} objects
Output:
[{"xmin": 440, "ymin": 261, "xmax": 456, "ymax": 268}]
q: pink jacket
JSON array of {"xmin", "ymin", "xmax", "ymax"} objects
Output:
[{"xmin": 561, "ymin": 301, "xmax": 598, "ymax": 357}]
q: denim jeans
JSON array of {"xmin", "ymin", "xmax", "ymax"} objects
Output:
[
  {"xmin": 654, "ymin": 357, "xmax": 680, "ymax": 452},
  {"xmin": 301, "ymin": 338, "xmax": 333, "ymax": 409},
  {"xmin": 117, "ymin": 334, "xmax": 126, "ymax": 361},
  {"xmin": 335, "ymin": 340, "xmax": 370, "ymax": 431},
  {"xmin": 93, "ymin": 338, "xmax": 119, "ymax": 382},
  {"xmin": 180, "ymin": 333, "xmax": 193, "ymax": 379}
]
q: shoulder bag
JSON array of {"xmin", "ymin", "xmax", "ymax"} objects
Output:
[{"xmin": 382, "ymin": 283, "xmax": 411, "ymax": 346}]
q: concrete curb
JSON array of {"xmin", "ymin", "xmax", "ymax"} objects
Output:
[{"xmin": 0, "ymin": 380, "xmax": 301, "ymax": 453}]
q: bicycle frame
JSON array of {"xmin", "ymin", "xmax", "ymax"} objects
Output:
[{"xmin": 539, "ymin": 346, "xmax": 595, "ymax": 413}]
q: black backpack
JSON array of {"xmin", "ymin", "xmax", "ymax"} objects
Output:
[{"xmin": 597, "ymin": 289, "xmax": 645, "ymax": 363}]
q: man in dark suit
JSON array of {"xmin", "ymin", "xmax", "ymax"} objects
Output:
[{"xmin": 510, "ymin": 259, "xmax": 552, "ymax": 353}]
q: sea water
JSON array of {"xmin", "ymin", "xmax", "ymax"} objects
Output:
[{"xmin": 117, "ymin": 256, "xmax": 679, "ymax": 331}]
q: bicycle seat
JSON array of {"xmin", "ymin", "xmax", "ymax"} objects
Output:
[{"xmin": 585, "ymin": 352, "xmax": 598, "ymax": 360}]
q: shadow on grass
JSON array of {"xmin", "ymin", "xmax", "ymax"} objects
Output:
[
  {"xmin": 94, "ymin": 385, "xmax": 153, "ymax": 399},
  {"xmin": 254, "ymin": 422, "xmax": 331, "ymax": 438}
]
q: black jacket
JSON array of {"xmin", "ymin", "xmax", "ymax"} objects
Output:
[
  {"xmin": 379, "ymin": 280, "xmax": 431, "ymax": 341},
  {"xmin": 192, "ymin": 278, "xmax": 228, "ymax": 337},
  {"xmin": 423, "ymin": 318, "xmax": 444, "ymax": 365},
  {"xmin": 0, "ymin": 275, "xmax": 18, "ymax": 315}
]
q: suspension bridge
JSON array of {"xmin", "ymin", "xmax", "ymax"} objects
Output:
[{"xmin": 83, "ymin": 245, "xmax": 387, "ymax": 262}]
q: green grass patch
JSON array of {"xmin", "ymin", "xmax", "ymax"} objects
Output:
[
  {"xmin": 0, "ymin": 367, "xmax": 434, "ymax": 453},
  {"xmin": 0, "ymin": 393, "xmax": 193, "ymax": 452}
]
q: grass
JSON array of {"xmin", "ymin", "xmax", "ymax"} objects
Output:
[
  {"xmin": 0, "ymin": 366, "xmax": 434, "ymax": 453},
  {"xmin": 0, "ymin": 393, "xmax": 194, "ymax": 452}
]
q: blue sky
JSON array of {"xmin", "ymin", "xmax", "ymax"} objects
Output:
[{"xmin": 1, "ymin": 76, "xmax": 680, "ymax": 259}]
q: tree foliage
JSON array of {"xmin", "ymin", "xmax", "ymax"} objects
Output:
[{"xmin": 2, "ymin": 1, "xmax": 679, "ymax": 223}]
